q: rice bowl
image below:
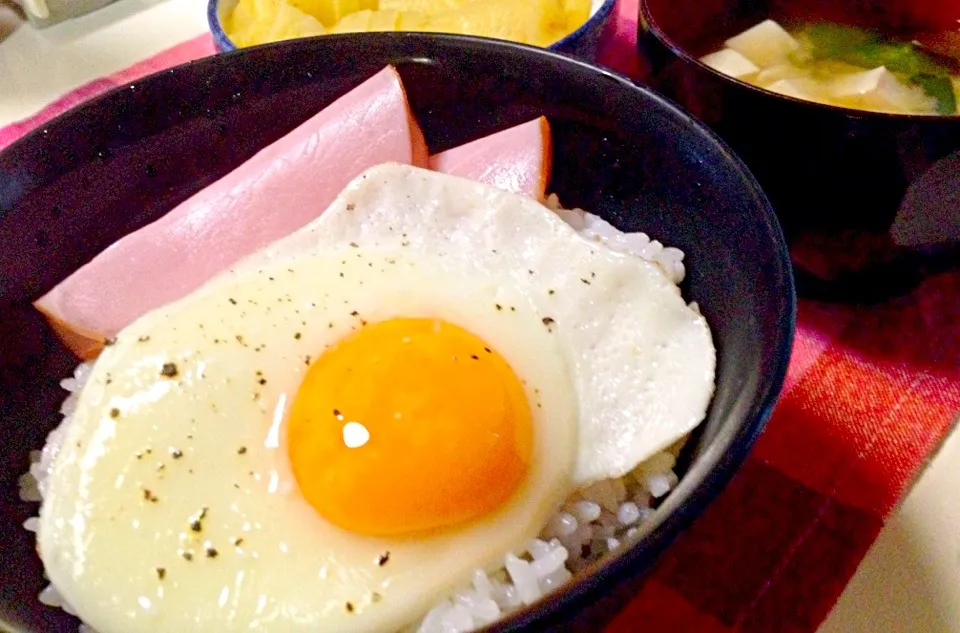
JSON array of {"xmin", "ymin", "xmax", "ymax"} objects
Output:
[
  {"xmin": 0, "ymin": 37, "xmax": 788, "ymax": 631},
  {"xmin": 20, "ymin": 198, "xmax": 695, "ymax": 633}
]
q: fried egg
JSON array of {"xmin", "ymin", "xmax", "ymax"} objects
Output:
[{"xmin": 37, "ymin": 164, "xmax": 714, "ymax": 633}]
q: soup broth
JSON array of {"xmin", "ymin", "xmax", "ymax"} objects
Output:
[{"xmin": 701, "ymin": 18, "xmax": 960, "ymax": 115}]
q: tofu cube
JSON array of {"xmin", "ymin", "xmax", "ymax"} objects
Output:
[
  {"xmin": 725, "ymin": 19, "xmax": 800, "ymax": 68},
  {"xmin": 700, "ymin": 48, "xmax": 760, "ymax": 79},
  {"xmin": 829, "ymin": 66, "xmax": 935, "ymax": 113},
  {"xmin": 764, "ymin": 78, "xmax": 812, "ymax": 100}
]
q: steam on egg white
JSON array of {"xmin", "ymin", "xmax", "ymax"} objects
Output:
[{"xmin": 37, "ymin": 164, "xmax": 714, "ymax": 633}]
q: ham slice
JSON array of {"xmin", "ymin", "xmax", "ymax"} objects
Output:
[
  {"xmin": 36, "ymin": 66, "xmax": 428, "ymax": 359},
  {"xmin": 428, "ymin": 117, "xmax": 552, "ymax": 200}
]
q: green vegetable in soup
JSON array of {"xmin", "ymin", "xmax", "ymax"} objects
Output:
[
  {"xmin": 802, "ymin": 22, "xmax": 876, "ymax": 57},
  {"xmin": 909, "ymin": 74, "xmax": 957, "ymax": 115},
  {"xmin": 804, "ymin": 23, "xmax": 948, "ymax": 75},
  {"xmin": 802, "ymin": 22, "xmax": 957, "ymax": 114}
]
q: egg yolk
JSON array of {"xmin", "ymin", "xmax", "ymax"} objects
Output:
[{"xmin": 287, "ymin": 318, "xmax": 534, "ymax": 537}]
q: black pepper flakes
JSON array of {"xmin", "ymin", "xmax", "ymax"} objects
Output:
[
  {"xmin": 294, "ymin": 332, "xmax": 302, "ymax": 340},
  {"xmin": 258, "ymin": 378, "xmax": 267, "ymax": 385},
  {"xmin": 109, "ymin": 408, "xmax": 120, "ymax": 419},
  {"xmin": 137, "ymin": 335, "xmax": 151, "ymax": 343},
  {"xmin": 236, "ymin": 334, "xmax": 245, "ymax": 344},
  {"xmin": 581, "ymin": 278, "xmax": 591, "ymax": 285},
  {"xmin": 228, "ymin": 298, "xmax": 237, "ymax": 305},
  {"xmin": 345, "ymin": 602, "xmax": 355, "ymax": 614},
  {"xmin": 548, "ymin": 289, "xmax": 555, "ymax": 295},
  {"xmin": 542, "ymin": 317, "xmax": 556, "ymax": 331},
  {"xmin": 160, "ymin": 362, "xmax": 179, "ymax": 378},
  {"xmin": 156, "ymin": 567, "xmax": 166, "ymax": 580},
  {"xmin": 182, "ymin": 551, "xmax": 194, "ymax": 562},
  {"xmin": 189, "ymin": 507, "xmax": 209, "ymax": 532},
  {"xmin": 346, "ymin": 203, "xmax": 356, "ymax": 211},
  {"xmin": 350, "ymin": 311, "xmax": 359, "ymax": 317},
  {"xmin": 170, "ymin": 448, "xmax": 183, "ymax": 459},
  {"xmin": 103, "ymin": 337, "xmax": 116, "ymax": 347},
  {"xmin": 470, "ymin": 355, "xmax": 479, "ymax": 360},
  {"xmin": 349, "ymin": 242, "xmax": 359, "ymax": 248},
  {"xmin": 206, "ymin": 546, "xmax": 219, "ymax": 559},
  {"xmin": 495, "ymin": 304, "xmax": 503, "ymax": 311},
  {"xmin": 371, "ymin": 592, "xmax": 382, "ymax": 603},
  {"xmin": 232, "ymin": 537, "xmax": 244, "ymax": 547},
  {"xmin": 333, "ymin": 409, "xmax": 344, "ymax": 420},
  {"xmin": 376, "ymin": 551, "xmax": 390, "ymax": 566},
  {"xmin": 484, "ymin": 347, "xmax": 492, "ymax": 354},
  {"xmin": 238, "ymin": 446, "xmax": 248, "ymax": 455}
]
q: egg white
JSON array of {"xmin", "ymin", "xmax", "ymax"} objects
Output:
[
  {"xmin": 38, "ymin": 163, "xmax": 715, "ymax": 633},
  {"xmin": 250, "ymin": 164, "xmax": 716, "ymax": 484},
  {"xmin": 37, "ymin": 244, "xmax": 579, "ymax": 633}
]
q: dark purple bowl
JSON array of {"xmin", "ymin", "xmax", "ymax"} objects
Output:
[
  {"xmin": 0, "ymin": 33, "xmax": 793, "ymax": 633},
  {"xmin": 637, "ymin": 0, "xmax": 960, "ymax": 302}
]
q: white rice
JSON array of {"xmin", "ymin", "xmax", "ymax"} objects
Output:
[
  {"xmin": 546, "ymin": 194, "xmax": 687, "ymax": 286},
  {"xmin": 410, "ymin": 454, "xmax": 676, "ymax": 633},
  {"xmin": 20, "ymin": 196, "xmax": 688, "ymax": 633}
]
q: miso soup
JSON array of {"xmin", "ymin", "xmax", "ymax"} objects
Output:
[{"xmin": 701, "ymin": 19, "xmax": 960, "ymax": 116}]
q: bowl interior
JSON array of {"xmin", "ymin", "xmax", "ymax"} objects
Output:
[
  {"xmin": 209, "ymin": 0, "xmax": 616, "ymax": 54},
  {"xmin": 0, "ymin": 34, "xmax": 794, "ymax": 633}
]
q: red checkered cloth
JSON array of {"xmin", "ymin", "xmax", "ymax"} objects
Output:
[{"xmin": 2, "ymin": 2, "xmax": 958, "ymax": 630}]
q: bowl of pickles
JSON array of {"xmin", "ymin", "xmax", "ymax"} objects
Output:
[{"xmin": 208, "ymin": 0, "xmax": 616, "ymax": 59}]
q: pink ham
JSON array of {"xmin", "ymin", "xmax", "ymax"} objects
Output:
[
  {"xmin": 36, "ymin": 66, "xmax": 428, "ymax": 360},
  {"xmin": 429, "ymin": 116, "xmax": 552, "ymax": 201}
]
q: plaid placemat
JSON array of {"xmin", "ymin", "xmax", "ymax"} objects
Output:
[{"xmin": 2, "ymin": 1, "xmax": 958, "ymax": 631}]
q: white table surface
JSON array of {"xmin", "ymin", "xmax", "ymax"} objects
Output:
[{"xmin": 0, "ymin": 1, "xmax": 957, "ymax": 630}]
